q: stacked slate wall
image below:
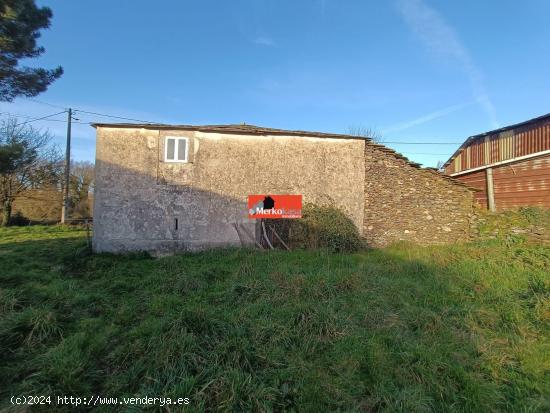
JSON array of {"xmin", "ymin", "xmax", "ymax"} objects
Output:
[{"xmin": 363, "ymin": 144, "xmax": 475, "ymax": 247}]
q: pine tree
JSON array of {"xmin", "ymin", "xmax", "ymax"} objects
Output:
[{"xmin": 0, "ymin": 0, "xmax": 63, "ymax": 101}]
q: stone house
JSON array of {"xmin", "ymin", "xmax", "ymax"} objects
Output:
[{"xmin": 92, "ymin": 123, "xmax": 475, "ymax": 253}]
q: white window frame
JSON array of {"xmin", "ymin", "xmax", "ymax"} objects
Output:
[{"xmin": 164, "ymin": 136, "xmax": 189, "ymax": 163}]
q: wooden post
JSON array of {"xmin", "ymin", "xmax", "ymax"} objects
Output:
[
  {"xmin": 261, "ymin": 220, "xmax": 274, "ymax": 249},
  {"xmin": 486, "ymin": 167, "xmax": 496, "ymax": 212},
  {"xmin": 270, "ymin": 225, "xmax": 290, "ymax": 250}
]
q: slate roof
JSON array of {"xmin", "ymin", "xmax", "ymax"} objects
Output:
[{"xmin": 91, "ymin": 122, "xmax": 474, "ymax": 190}]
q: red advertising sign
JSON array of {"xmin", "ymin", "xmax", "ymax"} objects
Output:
[{"xmin": 248, "ymin": 195, "xmax": 302, "ymax": 219}]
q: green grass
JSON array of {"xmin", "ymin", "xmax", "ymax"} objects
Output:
[
  {"xmin": 0, "ymin": 226, "xmax": 548, "ymax": 412},
  {"xmin": 477, "ymin": 207, "xmax": 550, "ymax": 239}
]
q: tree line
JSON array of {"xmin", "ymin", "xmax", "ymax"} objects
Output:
[{"xmin": 0, "ymin": 117, "xmax": 93, "ymax": 226}]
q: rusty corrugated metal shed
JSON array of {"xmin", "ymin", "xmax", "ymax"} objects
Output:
[
  {"xmin": 443, "ymin": 113, "xmax": 550, "ymax": 210},
  {"xmin": 443, "ymin": 113, "xmax": 550, "ymax": 175},
  {"xmin": 457, "ymin": 154, "xmax": 550, "ymax": 210}
]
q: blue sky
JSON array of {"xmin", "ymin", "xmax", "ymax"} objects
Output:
[{"xmin": 1, "ymin": 0, "xmax": 549, "ymax": 166}]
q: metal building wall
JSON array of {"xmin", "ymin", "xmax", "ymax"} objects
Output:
[
  {"xmin": 455, "ymin": 169, "xmax": 487, "ymax": 207},
  {"xmin": 456, "ymin": 153, "xmax": 550, "ymax": 210},
  {"xmin": 492, "ymin": 154, "xmax": 550, "ymax": 210}
]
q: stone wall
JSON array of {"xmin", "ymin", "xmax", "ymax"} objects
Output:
[
  {"xmin": 93, "ymin": 127, "xmax": 366, "ymax": 253},
  {"xmin": 363, "ymin": 144, "xmax": 475, "ymax": 247},
  {"xmin": 93, "ymin": 125, "xmax": 476, "ymax": 253}
]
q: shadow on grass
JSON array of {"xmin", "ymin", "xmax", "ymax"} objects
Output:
[{"xmin": 0, "ymin": 233, "xmax": 547, "ymax": 412}]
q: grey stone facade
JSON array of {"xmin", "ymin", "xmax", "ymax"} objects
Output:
[
  {"xmin": 93, "ymin": 125, "xmax": 366, "ymax": 253},
  {"xmin": 92, "ymin": 124, "xmax": 474, "ymax": 253}
]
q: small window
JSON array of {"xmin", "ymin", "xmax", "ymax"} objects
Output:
[{"xmin": 164, "ymin": 137, "xmax": 188, "ymax": 162}]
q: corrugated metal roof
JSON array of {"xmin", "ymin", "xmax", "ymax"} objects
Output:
[{"xmin": 443, "ymin": 112, "xmax": 550, "ymax": 173}]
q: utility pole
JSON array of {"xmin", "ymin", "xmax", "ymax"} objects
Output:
[{"xmin": 61, "ymin": 108, "xmax": 72, "ymax": 224}]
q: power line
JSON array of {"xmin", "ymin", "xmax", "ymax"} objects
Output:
[
  {"xmin": 27, "ymin": 98, "xmax": 67, "ymax": 110},
  {"xmin": 74, "ymin": 109, "xmax": 155, "ymax": 124},
  {"xmin": 27, "ymin": 99, "xmax": 67, "ymax": 110},
  {"xmin": 14, "ymin": 111, "xmax": 68, "ymax": 127},
  {"xmin": 1, "ymin": 111, "xmax": 43, "ymax": 119},
  {"xmin": 22, "ymin": 98, "xmax": 465, "ymax": 144},
  {"xmin": 0, "ymin": 111, "xmax": 90, "ymax": 125},
  {"xmin": 400, "ymin": 152, "xmax": 451, "ymax": 156},
  {"xmin": 26, "ymin": 98, "xmax": 155, "ymax": 124},
  {"xmin": 383, "ymin": 141, "xmax": 461, "ymax": 145},
  {"xmin": 0, "ymin": 112, "xmax": 453, "ymax": 156}
]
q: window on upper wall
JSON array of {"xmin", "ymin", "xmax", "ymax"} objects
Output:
[{"xmin": 164, "ymin": 137, "xmax": 188, "ymax": 162}]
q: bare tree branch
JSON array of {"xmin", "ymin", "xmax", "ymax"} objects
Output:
[
  {"xmin": 347, "ymin": 126, "xmax": 384, "ymax": 144},
  {"xmin": 0, "ymin": 116, "xmax": 62, "ymax": 225}
]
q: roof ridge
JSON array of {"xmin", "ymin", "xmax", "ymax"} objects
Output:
[
  {"xmin": 91, "ymin": 122, "xmax": 374, "ymax": 141},
  {"xmin": 92, "ymin": 122, "xmax": 473, "ymax": 190}
]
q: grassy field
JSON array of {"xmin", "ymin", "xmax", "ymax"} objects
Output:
[{"xmin": 0, "ymin": 226, "xmax": 548, "ymax": 412}]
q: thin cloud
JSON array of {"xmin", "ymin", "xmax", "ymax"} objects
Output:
[
  {"xmin": 253, "ymin": 36, "xmax": 275, "ymax": 46},
  {"xmin": 396, "ymin": 0, "xmax": 499, "ymax": 128},
  {"xmin": 382, "ymin": 102, "xmax": 470, "ymax": 134}
]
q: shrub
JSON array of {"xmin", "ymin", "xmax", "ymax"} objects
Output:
[
  {"xmin": 517, "ymin": 206, "xmax": 550, "ymax": 226},
  {"xmin": 476, "ymin": 206, "xmax": 550, "ymax": 240},
  {"xmin": 270, "ymin": 203, "xmax": 364, "ymax": 253},
  {"xmin": 9, "ymin": 211, "xmax": 30, "ymax": 226}
]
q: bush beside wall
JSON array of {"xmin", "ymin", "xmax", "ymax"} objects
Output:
[{"xmin": 268, "ymin": 203, "xmax": 364, "ymax": 253}]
